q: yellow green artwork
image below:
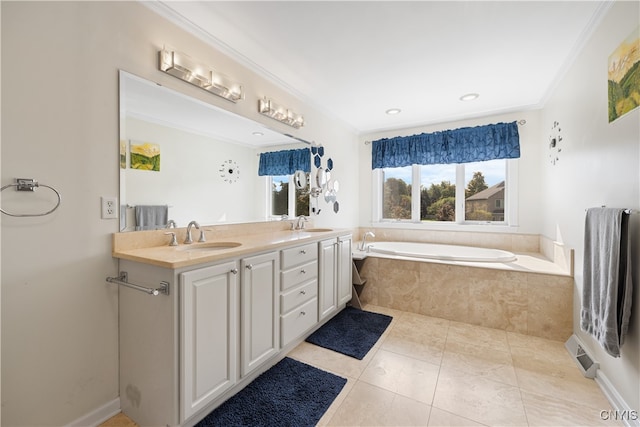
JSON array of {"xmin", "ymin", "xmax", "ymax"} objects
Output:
[
  {"xmin": 130, "ymin": 141, "xmax": 161, "ymax": 171},
  {"xmin": 120, "ymin": 140, "xmax": 127, "ymax": 169},
  {"xmin": 608, "ymin": 26, "xmax": 640, "ymax": 123}
]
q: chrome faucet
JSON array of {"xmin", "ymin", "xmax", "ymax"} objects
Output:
[
  {"xmin": 184, "ymin": 220, "xmax": 205, "ymax": 244},
  {"xmin": 164, "ymin": 232, "xmax": 178, "ymax": 246},
  {"xmin": 359, "ymin": 231, "xmax": 375, "ymax": 251},
  {"xmin": 294, "ymin": 215, "xmax": 308, "ymax": 230},
  {"xmin": 166, "ymin": 219, "xmax": 177, "ymax": 229}
]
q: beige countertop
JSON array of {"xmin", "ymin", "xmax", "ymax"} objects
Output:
[{"xmin": 113, "ymin": 228, "xmax": 351, "ymax": 269}]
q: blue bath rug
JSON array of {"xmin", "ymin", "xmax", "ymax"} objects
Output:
[
  {"xmin": 195, "ymin": 357, "xmax": 346, "ymax": 427},
  {"xmin": 306, "ymin": 307, "xmax": 393, "ymax": 360}
]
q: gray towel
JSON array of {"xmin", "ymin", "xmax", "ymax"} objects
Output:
[
  {"xmin": 134, "ymin": 205, "xmax": 168, "ymax": 231},
  {"xmin": 580, "ymin": 207, "xmax": 633, "ymax": 358}
]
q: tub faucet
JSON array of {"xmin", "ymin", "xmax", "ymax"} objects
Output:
[
  {"xmin": 184, "ymin": 220, "xmax": 205, "ymax": 244},
  {"xmin": 166, "ymin": 219, "xmax": 177, "ymax": 229},
  {"xmin": 359, "ymin": 231, "xmax": 375, "ymax": 251}
]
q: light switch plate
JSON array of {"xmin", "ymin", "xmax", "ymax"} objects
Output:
[{"xmin": 101, "ymin": 196, "xmax": 118, "ymax": 219}]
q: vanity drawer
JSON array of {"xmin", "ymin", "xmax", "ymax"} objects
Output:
[
  {"xmin": 281, "ymin": 298, "xmax": 318, "ymax": 347},
  {"xmin": 280, "ymin": 243, "xmax": 318, "ymax": 270},
  {"xmin": 280, "ymin": 280, "xmax": 317, "ymax": 314},
  {"xmin": 281, "ymin": 260, "xmax": 318, "ymax": 291}
]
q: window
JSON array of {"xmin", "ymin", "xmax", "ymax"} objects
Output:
[
  {"xmin": 382, "ymin": 167, "xmax": 412, "ymax": 220},
  {"xmin": 271, "ymin": 175, "xmax": 289, "ymax": 216},
  {"xmin": 420, "ymin": 164, "xmax": 456, "ymax": 222},
  {"xmin": 464, "ymin": 159, "xmax": 506, "ymax": 222},
  {"xmin": 269, "ymin": 174, "xmax": 309, "ymax": 218},
  {"xmin": 376, "ymin": 159, "xmax": 512, "ymax": 225}
]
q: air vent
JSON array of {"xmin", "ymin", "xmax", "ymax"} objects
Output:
[{"xmin": 565, "ymin": 334, "xmax": 599, "ymax": 378}]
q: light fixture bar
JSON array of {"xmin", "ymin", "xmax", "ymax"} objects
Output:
[
  {"xmin": 258, "ymin": 97, "xmax": 305, "ymax": 129},
  {"xmin": 159, "ymin": 47, "xmax": 244, "ymax": 103}
]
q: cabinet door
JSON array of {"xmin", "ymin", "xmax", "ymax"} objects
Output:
[
  {"xmin": 180, "ymin": 261, "xmax": 238, "ymax": 422},
  {"xmin": 337, "ymin": 235, "xmax": 353, "ymax": 305},
  {"xmin": 318, "ymin": 238, "xmax": 337, "ymax": 320},
  {"xmin": 241, "ymin": 252, "xmax": 279, "ymax": 377}
]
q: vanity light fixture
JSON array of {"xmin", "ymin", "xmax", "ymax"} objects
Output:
[
  {"xmin": 258, "ymin": 97, "xmax": 305, "ymax": 129},
  {"xmin": 459, "ymin": 93, "xmax": 479, "ymax": 101},
  {"xmin": 158, "ymin": 47, "xmax": 244, "ymax": 103}
]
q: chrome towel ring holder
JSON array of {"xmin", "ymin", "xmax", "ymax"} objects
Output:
[{"xmin": 0, "ymin": 178, "xmax": 62, "ymax": 217}]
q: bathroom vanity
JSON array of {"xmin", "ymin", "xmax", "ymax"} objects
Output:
[{"xmin": 112, "ymin": 227, "xmax": 352, "ymax": 427}]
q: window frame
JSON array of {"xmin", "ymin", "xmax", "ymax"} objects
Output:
[
  {"xmin": 266, "ymin": 175, "xmax": 310, "ymax": 220},
  {"xmin": 372, "ymin": 159, "xmax": 518, "ymax": 229},
  {"xmin": 267, "ymin": 175, "xmax": 295, "ymax": 220}
]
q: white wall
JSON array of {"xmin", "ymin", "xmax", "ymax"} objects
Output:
[
  {"xmin": 539, "ymin": 1, "xmax": 640, "ymax": 412},
  {"xmin": 358, "ymin": 109, "xmax": 543, "ymax": 234},
  {"xmin": 0, "ymin": 2, "xmax": 357, "ymax": 425}
]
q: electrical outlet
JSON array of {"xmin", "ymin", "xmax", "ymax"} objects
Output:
[{"xmin": 101, "ymin": 196, "xmax": 118, "ymax": 219}]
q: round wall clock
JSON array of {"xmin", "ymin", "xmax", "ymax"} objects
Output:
[
  {"xmin": 549, "ymin": 121, "xmax": 562, "ymax": 165},
  {"xmin": 219, "ymin": 159, "xmax": 240, "ymax": 183}
]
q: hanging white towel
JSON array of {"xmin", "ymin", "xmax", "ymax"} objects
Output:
[{"xmin": 580, "ymin": 207, "xmax": 633, "ymax": 358}]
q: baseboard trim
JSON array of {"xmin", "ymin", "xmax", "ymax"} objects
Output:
[
  {"xmin": 65, "ymin": 398, "xmax": 121, "ymax": 427},
  {"xmin": 596, "ymin": 371, "xmax": 640, "ymax": 427}
]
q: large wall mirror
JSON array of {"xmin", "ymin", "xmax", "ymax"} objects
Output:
[{"xmin": 119, "ymin": 70, "xmax": 308, "ymax": 231}]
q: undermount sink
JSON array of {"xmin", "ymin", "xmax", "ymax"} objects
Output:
[
  {"xmin": 177, "ymin": 242, "xmax": 242, "ymax": 251},
  {"xmin": 302, "ymin": 228, "xmax": 333, "ymax": 233}
]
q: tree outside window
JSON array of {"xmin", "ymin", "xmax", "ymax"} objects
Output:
[
  {"xmin": 271, "ymin": 174, "xmax": 309, "ymax": 218},
  {"xmin": 380, "ymin": 159, "xmax": 507, "ymax": 223}
]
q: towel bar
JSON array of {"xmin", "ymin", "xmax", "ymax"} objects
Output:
[
  {"xmin": 106, "ymin": 272, "xmax": 170, "ymax": 296},
  {"xmin": 585, "ymin": 207, "xmax": 632, "ymax": 214}
]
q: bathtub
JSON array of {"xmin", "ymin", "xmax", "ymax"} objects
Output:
[{"xmin": 365, "ymin": 241, "xmax": 517, "ymax": 263}]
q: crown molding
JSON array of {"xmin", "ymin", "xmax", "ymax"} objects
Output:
[{"xmin": 538, "ymin": 0, "xmax": 614, "ymax": 108}]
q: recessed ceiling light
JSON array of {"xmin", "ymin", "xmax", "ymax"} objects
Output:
[
  {"xmin": 252, "ymin": 131, "xmax": 264, "ymax": 136},
  {"xmin": 459, "ymin": 93, "xmax": 479, "ymax": 101},
  {"xmin": 385, "ymin": 108, "xmax": 402, "ymax": 115}
]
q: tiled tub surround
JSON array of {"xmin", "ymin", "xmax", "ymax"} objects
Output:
[
  {"xmin": 359, "ymin": 227, "xmax": 574, "ymax": 273},
  {"xmin": 355, "ymin": 229, "xmax": 574, "ymax": 342}
]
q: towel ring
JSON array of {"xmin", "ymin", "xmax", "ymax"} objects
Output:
[{"xmin": 0, "ymin": 179, "xmax": 62, "ymax": 217}]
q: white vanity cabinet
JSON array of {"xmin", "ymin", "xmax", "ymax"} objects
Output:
[
  {"xmin": 318, "ymin": 238, "xmax": 338, "ymax": 320},
  {"xmin": 180, "ymin": 251, "xmax": 279, "ymax": 420},
  {"xmin": 115, "ymin": 230, "xmax": 351, "ymax": 427},
  {"xmin": 240, "ymin": 251, "xmax": 279, "ymax": 377},
  {"xmin": 319, "ymin": 235, "xmax": 353, "ymax": 320},
  {"xmin": 180, "ymin": 261, "xmax": 239, "ymax": 422},
  {"xmin": 280, "ymin": 242, "xmax": 319, "ymax": 347},
  {"xmin": 337, "ymin": 235, "xmax": 353, "ymax": 305}
]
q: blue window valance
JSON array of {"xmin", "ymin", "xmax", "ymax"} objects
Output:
[
  {"xmin": 371, "ymin": 121, "xmax": 520, "ymax": 169},
  {"xmin": 258, "ymin": 147, "xmax": 311, "ymax": 176}
]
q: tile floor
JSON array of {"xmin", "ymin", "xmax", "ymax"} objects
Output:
[{"xmin": 103, "ymin": 304, "xmax": 618, "ymax": 426}]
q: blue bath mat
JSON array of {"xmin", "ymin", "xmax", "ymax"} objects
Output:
[
  {"xmin": 306, "ymin": 307, "xmax": 393, "ymax": 359},
  {"xmin": 196, "ymin": 357, "xmax": 346, "ymax": 427}
]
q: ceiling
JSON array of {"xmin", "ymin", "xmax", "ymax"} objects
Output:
[{"xmin": 151, "ymin": 1, "xmax": 608, "ymax": 135}]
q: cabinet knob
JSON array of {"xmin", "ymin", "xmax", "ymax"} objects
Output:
[
  {"xmin": 245, "ymin": 264, "xmax": 253, "ymax": 270},
  {"xmin": 300, "ymin": 290, "xmax": 306, "ymax": 295},
  {"xmin": 230, "ymin": 268, "xmax": 238, "ymax": 275},
  {"xmin": 300, "ymin": 249, "xmax": 306, "ymax": 254},
  {"xmin": 300, "ymin": 269, "xmax": 306, "ymax": 274},
  {"xmin": 300, "ymin": 311, "xmax": 306, "ymax": 316}
]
